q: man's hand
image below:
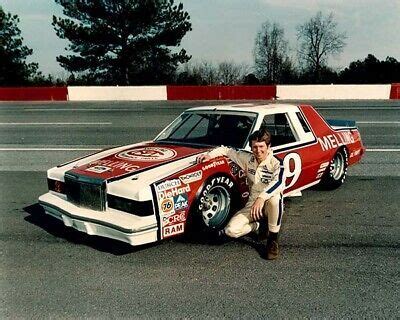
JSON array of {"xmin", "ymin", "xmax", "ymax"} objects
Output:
[
  {"xmin": 251, "ymin": 197, "xmax": 265, "ymax": 221},
  {"xmin": 197, "ymin": 154, "xmax": 211, "ymax": 164}
]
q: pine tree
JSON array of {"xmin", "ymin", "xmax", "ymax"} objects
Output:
[
  {"xmin": 53, "ymin": 0, "xmax": 192, "ymax": 85},
  {"xmin": 0, "ymin": 6, "xmax": 39, "ymax": 85}
]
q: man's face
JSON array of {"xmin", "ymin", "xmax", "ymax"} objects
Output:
[{"xmin": 251, "ymin": 140, "xmax": 269, "ymax": 163}]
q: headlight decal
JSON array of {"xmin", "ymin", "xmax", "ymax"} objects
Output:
[
  {"xmin": 107, "ymin": 194, "xmax": 153, "ymax": 217},
  {"xmin": 48, "ymin": 178, "xmax": 66, "ymax": 194}
]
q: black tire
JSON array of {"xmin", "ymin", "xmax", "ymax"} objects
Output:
[
  {"xmin": 320, "ymin": 148, "xmax": 348, "ymax": 190},
  {"xmin": 188, "ymin": 174, "xmax": 236, "ymax": 232}
]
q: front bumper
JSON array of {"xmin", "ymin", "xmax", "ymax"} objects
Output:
[{"xmin": 38, "ymin": 192, "xmax": 158, "ymax": 246}]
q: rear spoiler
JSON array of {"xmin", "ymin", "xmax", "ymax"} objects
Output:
[{"xmin": 326, "ymin": 119, "xmax": 357, "ymax": 130}]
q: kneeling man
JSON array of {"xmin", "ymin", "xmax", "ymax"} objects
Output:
[{"xmin": 197, "ymin": 128, "xmax": 285, "ymax": 260}]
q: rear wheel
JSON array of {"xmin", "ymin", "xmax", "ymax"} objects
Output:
[{"xmin": 320, "ymin": 148, "xmax": 348, "ymax": 190}]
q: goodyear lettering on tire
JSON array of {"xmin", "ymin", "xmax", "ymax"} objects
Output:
[{"xmin": 198, "ymin": 176, "xmax": 233, "ymax": 211}]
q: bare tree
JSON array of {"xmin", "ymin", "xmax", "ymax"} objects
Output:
[
  {"xmin": 254, "ymin": 22, "xmax": 291, "ymax": 83},
  {"xmin": 217, "ymin": 61, "xmax": 249, "ymax": 85},
  {"xmin": 175, "ymin": 61, "xmax": 217, "ymax": 85},
  {"xmin": 297, "ymin": 11, "xmax": 346, "ymax": 81},
  {"xmin": 176, "ymin": 60, "xmax": 248, "ymax": 85},
  {"xmin": 194, "ymin": 61, "xmax": 219, "ymax": 85}
]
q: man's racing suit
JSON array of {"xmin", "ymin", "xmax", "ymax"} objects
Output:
[{"xmin": 208, "ymin": 146, "xmax": 285, "ymax": 237}]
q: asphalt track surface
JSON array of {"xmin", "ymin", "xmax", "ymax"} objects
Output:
[{"xmin": 1, "ymin": 100, "xmax": 399, "ymax": 319}]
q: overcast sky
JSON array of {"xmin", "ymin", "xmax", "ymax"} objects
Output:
[{"xmin": 2, "ymin": 0, "xmax": 399, "ymax": 76}]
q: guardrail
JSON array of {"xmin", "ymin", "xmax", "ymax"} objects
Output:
[
  {"xmin": 276, "ymin": 84, "xmax": 392, "ymax": 100},
  {"xmin": 0, "ymin": 84, "xmax": 399, "ymax": 101},
  {"xmin": 390, "ymin": 83, "xmax": 400, "ymax": 99},
  {"xmin": 68, "ymin": 86, "xmax": 167, "ymax": 101},
  {"xmin": 0, "ymin": 87, "xmax": 68, "ymax": 101},
  {"xmin": 166, "ymin": 85, "xmax": 276, "ymax": 100}
]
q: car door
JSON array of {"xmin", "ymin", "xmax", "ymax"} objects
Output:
[{"xmin": 259, "ymin": 111, "xmax": 320, "ymax": 195}]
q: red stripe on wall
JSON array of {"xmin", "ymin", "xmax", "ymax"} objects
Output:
[
  {"xmin": 0, "ymin": 87, "xmax": 68, "ymax": 101},
  {"xmin": 167, "ymin": 85, "xmax": 276, "ymax": 100},
  {"xmin": 390, "ymin": 84, "xmax": 400, "ymax": 99}
]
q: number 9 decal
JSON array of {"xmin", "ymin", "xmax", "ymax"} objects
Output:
[{"xmin": 283, "ymin": 153, "xmax": 302, "ymax": 189}]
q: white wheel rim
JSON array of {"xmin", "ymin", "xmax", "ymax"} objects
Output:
[
  {"xmin": 331, "ymin": 152, "xmax": 345, "ymax": 180},
  {"xmin": 201, "ymin": 185, "xmax": 231, "ymax": 228}
]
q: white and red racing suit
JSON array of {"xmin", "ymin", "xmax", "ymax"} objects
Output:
[{"xmin": 208, "ymin": 146, "xmax": 285, "ymax": 237}]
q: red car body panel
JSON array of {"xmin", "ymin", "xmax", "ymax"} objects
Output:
[
  {"xmin": 151, "ymin": 157, "xmax": 249, "ymax": 239},
  {"xmin": 68, "ymin": 142, "xmax": 208, "ymax": 181}
]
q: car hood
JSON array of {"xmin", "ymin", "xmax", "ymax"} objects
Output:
[{"xmin": 67, "ymin": 142, "xmax": 209, "ymax": 181}]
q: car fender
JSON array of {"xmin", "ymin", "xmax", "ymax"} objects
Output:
[{"xmin": 151, "ymin": 156, "xmax": 249, "ymax": 239}]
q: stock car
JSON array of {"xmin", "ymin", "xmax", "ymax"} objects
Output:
[{"xmin": 39, "ymin": 103, "xmax": 365, "ymax": 246}]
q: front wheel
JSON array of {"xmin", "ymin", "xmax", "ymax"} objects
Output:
[
  {"xmin": 320, "ymin": 148, "xmax": 348, "ymax": 190},
  {"xmin": 189, "ymin": 175, "xmax": 235, "ymax": 232}
]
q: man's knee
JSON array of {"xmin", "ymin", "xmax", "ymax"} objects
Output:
[
  {"xmin": 224, "ymin": 214, "xmax": 250, "ymax": 238},
  {"xmin": 266, "ymin": 195, "xmax": 280, "ymax": 208},
  {"xmin": 225, "ymin": 224, "xmax": 243, "ymax": 238}
]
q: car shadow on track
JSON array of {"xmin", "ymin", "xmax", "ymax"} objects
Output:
[
  {"xmin": 24, "ymin": 203, "xmax": 268, "ymax": 258},
  {"xmin": 23, "ymin": 203, "xmax": 158, "ymax": 256}
]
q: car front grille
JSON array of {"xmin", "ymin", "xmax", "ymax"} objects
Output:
[{"xmin": 64, "ymin": 173, "xmax": 106, "ymax": 211}]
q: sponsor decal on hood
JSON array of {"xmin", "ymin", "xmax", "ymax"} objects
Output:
[
  {"xmin": 117, "ymin": 147, "xmax": 177, "ymax": 162},
  {"xmin": 68, "ymin": 142, "xmax": 209, "ymax": 181}
]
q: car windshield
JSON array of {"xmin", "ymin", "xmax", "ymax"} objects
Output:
[{"xmin": 155, "ymin": 111, "xmax": 257, "ymax": 149}]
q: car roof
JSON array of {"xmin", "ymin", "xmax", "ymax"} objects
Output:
[{"xmin": 186, "ymin": 103, "xmax": 300, "ymax": 115}]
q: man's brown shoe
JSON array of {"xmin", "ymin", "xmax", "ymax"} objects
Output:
[
  {"xmin": 266, "ymin": 240, "xmax": 280, "ymax": 260},
  {"xmin": 256, "ymin": 221, "xmax": 268, "ymax": 242}
]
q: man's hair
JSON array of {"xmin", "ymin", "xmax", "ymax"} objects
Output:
[{"xmin": 249, "ymin": 128, "xmax": 271, "ymax": 146}]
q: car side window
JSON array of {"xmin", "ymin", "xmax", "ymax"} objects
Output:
[
  {"xmin": 261, "ymin": 113, "xmax": 297, "ymax": 147},
  {"xmin": 296, "ymin": 111, "xmax": 311, "ymax": 133}
]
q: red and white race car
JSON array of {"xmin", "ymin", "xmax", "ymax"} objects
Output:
[{"xmin": 39, "ymin": 104, "xmax": 365, "ymax": 246}]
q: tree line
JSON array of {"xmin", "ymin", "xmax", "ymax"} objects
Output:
[{"xmin": 0, "ymin": 1, "xmax": 399, "ymax": 86}]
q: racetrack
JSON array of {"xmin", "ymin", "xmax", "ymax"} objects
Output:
[{"xmin": 1, "ymin": 100, "xmax": 399, "ymax": 319}]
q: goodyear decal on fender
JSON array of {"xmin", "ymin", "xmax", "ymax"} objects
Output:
[{"xmin": 202, "ymin": 160, "xmax": 225, "ymax": 171}]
